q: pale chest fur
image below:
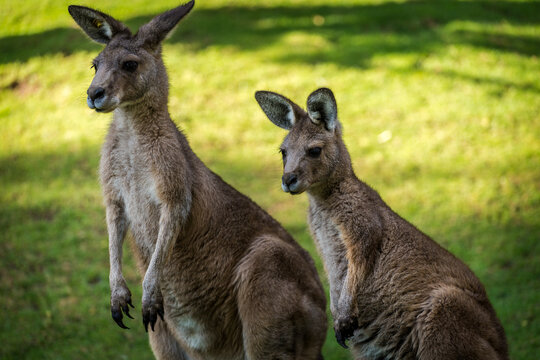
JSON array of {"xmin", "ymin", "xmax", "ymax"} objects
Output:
[
  {"xmin": 100, "ymin": 116, "xmax": 163, "ymax": 255},
  {"xmin": 307, "ymin": 200, "xmax": 347, "ymax": 315}
]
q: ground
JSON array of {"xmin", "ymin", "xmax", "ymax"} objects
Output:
[{"xmin": 0, "ymin": 0, "xmax": 539, "ymax": 359}]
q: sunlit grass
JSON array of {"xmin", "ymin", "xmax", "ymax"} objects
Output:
[{"xmin": 1, "ymin": 0, "xmax": 539, "ymax": 359}]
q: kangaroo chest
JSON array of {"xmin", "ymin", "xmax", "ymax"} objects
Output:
[
  {"xmin": 308, "ymin": 203, "xmax": 407, "ymax": 358},
  {"xmin": 103, "ymin": 123, "xmax": 243, "ymax": 357},
  {"xmin": 102, "ymin": 129, "xmax": 163, "ymax": 255},
  {"xmin": 104, "ymin": 147, "xmax": 214, "ymax": 352}
]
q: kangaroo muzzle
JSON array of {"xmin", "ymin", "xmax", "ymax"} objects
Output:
[
  {"xmin": 87, "ymin": 86, "xmax": 106, "ymax": 110},
  {"xmin": 282, "ymin": 173, "xmax": 299, "ymax": 193}
]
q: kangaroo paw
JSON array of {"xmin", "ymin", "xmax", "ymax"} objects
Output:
[
  {"xmin": 334, "ymin": 316, "xmax": 358, "ymax": 349},
  {"xmin": 142, "ymin": 288, "xmax": 164, "ymax": 332},
  {"xmin": 110, "ymin": 285, "xmax": 135, "ymax": 330}
]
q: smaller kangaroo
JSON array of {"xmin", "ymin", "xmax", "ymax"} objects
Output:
[
  {"xmin": 69, "ymin": 3, "xmax": 327, "ymax": 359},
  {"xmin": 255, "ymin": 88, "xmax": 509, "ymax": 360}
]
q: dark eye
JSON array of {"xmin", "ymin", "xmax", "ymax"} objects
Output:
[
  {"xmin": 90, "ymin": 63, "xmax": 97, "ymax": 73},
  {"xmin": 307, "ymin": 147, "xmax": 322, "ymax": 158},
  {"xmin": 122, "ymin": 60, "xmax": 138, "ymax": 72},
  {"xmin": 280, "ymin": 149, "xmax": 287, "ymax": 159}
]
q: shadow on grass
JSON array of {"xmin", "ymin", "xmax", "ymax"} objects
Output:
[
  {"xmin": 0, "ymin": 146, "xmax": 99, "ymax": 186},
  {"xmin": 415, "ymin": 67, "xmax": 540, "ymax": 94},
  {"xmin": 1, "ymin": 0, "xmax": 540, "ymax": 67}
]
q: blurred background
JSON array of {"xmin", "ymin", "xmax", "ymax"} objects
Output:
[{"xmin": 1, "ymin": 0, "xmax": 539, "ymax": 359}]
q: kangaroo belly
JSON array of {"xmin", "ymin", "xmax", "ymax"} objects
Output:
[
  {"xmin": 124, "ymin": 187, "xmax": 160, "ymax": 251},
  {"xmin": 171, "ymin": 313, "xmax": 210, "ymax": 351},
  {"xmin": 162, "ymin": 283, "xmax": 244, "ymax": 359}
]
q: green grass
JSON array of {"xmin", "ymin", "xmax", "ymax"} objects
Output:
[{"xmin": 1, "ymin": 0, "xmax": 539, "ymax": 359}]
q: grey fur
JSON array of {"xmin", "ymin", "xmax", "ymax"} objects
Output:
[
  {"xmin": 257, "ymin": 87, "xmax": 509, "ymax": 360},
  {"xmin": 70, "ymin": 4, "xmax": 327, "ymax": 359}
]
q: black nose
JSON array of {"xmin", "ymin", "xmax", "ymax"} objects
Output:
[
  {"xmin": 88, "ymin": 87, "xmax": 105, "ymax": 102},
  {"xmin": 282, "ymin": 173, "xmax": 298, "ymax": 187}
]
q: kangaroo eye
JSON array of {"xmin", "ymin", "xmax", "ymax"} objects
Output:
[
  {"xmin": 307, "ymin": 147, "xmax": 322, "ymax": 158},
  {"xmin": 280, "ymin": 149, "xmax": 287, "ymax": 159},
  {"xmin": 90, "ymin": 63, "xmax": 97, "ymax": 73},
  {"xmin": 122, "ymin": 60, "xmax": 138, "ymax": 72}
]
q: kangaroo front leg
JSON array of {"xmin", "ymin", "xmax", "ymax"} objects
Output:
[
  {"xmin": 142, "ymin": 202, "xmax": 187, "ymax": 332},
  {"xmin": 333, "ymin": 214, "xmax": 382, "ymax": 348},
  {"xmin": 106, "ymin": 200, "xmax": 134, "ymax": 329},
  {"xmin": 334, "ymin": 271, "xmax": 358, "ymax": 349}
]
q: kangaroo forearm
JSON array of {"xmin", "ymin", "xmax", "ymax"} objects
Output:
[
  {"xmin": 106, "ymin": 201, "xmax": 128, "ymax": 283},
  {"xmin": 145, "ymin": 202, "xmax": 190, "ymax": 283},
  {"xmin": 323, "ymin": 257, "xmax": 348, "ymax": 315},
  {"xmin": 338, "ymin": 223, "xmax": 380, "ymax": 294}
]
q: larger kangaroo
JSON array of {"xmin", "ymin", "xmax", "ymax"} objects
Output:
[
  {"xmin": 68, "ymin": 3, "xmax": 327, "ymax": 359},
  {"xmin": 255, "ymin": 88, "xmax": 508, "ymax": 360}
]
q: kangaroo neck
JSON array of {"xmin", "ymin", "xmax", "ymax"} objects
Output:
[
  {"xmin": 113, "ymin": 94, "xmax": 171, "ymax": 135},
  {"xmin": 308, "ymin": 172, "xmax": 357, "ymax": 205}
]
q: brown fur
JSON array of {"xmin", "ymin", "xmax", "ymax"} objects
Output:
[
  {"xmin": 69, "ymin": 3, "xmax": 327, "ymax": 359},
  {"xmin": 256, "ymin": 88, "xmax": 508, "ymax": 360}
]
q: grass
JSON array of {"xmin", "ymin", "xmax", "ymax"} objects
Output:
[{"xmin": 1, "ymin": 0, "xmax": 539, "ymax": 358}]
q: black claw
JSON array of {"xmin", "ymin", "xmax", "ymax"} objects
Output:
[
  {"xmin": 123, "ymin": 303, "xmax": 134, "ymax": 319},
  {"xmin": 334, "ymin": 317, "xmax": 358, "ymax": 349},
  {"xmin": 117, "ymin": 320, "xmax": 130, "ymax": 329},
  {"xmin": 142, "ymin": 309, "xmax": 157, "ymax": 332},
  {"xmin": 149, "ymin": 309, "xmax": 157, "ymax": 332},
  {"xmin": 157, "ymin": 308, "xmax": 165, "ymax": 322},
  {"xmin": 335, "ymin": 329, "xmax": 348, "ymax": 349},
  {"xmin": 143, "ymin": 316, "xmax": 149, "ymax": 333},
  {"xmin": 112, "ymin": 308, "xmax": 130, "ymax": 329},
  {"xmin": 127, "ymin": 299, "xmax": 135, "ymax": 309}
]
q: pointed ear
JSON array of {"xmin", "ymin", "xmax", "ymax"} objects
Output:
[
  {"xmin": 68, "ymin": 5, "xmax": 130, "ymax": 44},
  {"xmin": 255, "ymin": 91, "xmax": 299, "ymax": 130},
  {"xmin": 307, "ymin": 88, "xmax": 338, "ymax": 131},
  {"xmin": 136, "ymin": 0, "xmax": 194, "ymax": 51}
]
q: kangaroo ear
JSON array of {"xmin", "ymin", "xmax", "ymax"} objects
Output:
[
  {"xmin": 68, "ymin": 5, "xmax": 130, "ymax": 44},
  {"xmin": 136, "ymin": 0, "xmax": 194, "ymax": 51},
  {"xmin": 307, "ymin": 88, "xmax": 338, "ymax": 131},
  {"xmin": 255, "ymin": 91, "xmax": 299, "ymax": 130}
]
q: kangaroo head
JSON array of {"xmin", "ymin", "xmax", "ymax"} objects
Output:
[
  {"xmin": 69, "ymin": 1, "xmax": 194, "ymax": 112},
  {"xmin": 256, "ymin": 88, "xmax": 345, "ymax": 195}
]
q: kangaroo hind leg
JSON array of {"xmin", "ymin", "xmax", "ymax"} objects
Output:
[
  {"xmin": 236, "ymin": 235, "xmax": 327, "ymax": 360},
  {"xmin": 416, "ymin": 286, "xmax": 507, "ymax": 360}
]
